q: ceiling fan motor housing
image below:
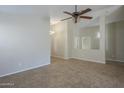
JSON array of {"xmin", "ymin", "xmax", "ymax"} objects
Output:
[
  {"xmin": 73, "ymin": 12, "xmax": 79, "ymax": 16},
  {"xmin": 61, "ymin": 5, "xmax": 92, "ymax": 23}
]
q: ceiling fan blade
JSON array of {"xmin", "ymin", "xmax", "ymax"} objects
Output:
[
  {"xmin": 80, "ymin": 16, "xmax": 92, "ymax": 19},
  {"xmin": 63, "ymin": 11, "xmax": 73, "ymax": 16},
  {"xmin": 61, "ymin": 17, "xmax": 73, "ymax": 21},
  {"xmin": 79, "ymin": 8, "xmax": 92, "ymax": 15}
]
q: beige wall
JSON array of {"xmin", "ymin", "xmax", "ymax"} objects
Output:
[
  {"xmin": 51, "ymin": 21, "xmax": 68, "ymax": 59},
  {"xmin": 69, "ymin": 16, "xmax": 106, "ymax": 63},
  {"xmin": 106, "ymin": 20, "xmax": 124, "ymax": 62},
  {"xmin": 79, "ymin": 26, "xmax": 100, "ymax": 49},
  {"xmin": 51, "ymin": 5, "xmax": 124, "ymax": 64},
  {"xmin": 105, "ymin": 6, "xmax": 124, "ymax": 62},
  {"xmin": 51, "ymin": 16, "xmax": 106, "ymax": 63}
]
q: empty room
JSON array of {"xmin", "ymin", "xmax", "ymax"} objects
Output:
[{"xmin": 0, "ymin": 5, "xmax": 124, "ymax": 88}]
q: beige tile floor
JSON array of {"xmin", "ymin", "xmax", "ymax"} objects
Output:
[{"xmin": 0, "ymin": 57, "xmax": 124, "ymax": 88}]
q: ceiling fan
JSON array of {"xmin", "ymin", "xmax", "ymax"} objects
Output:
[{"xmin": 61, "ymin": 5, "xmax": 93, "ymax": 23}]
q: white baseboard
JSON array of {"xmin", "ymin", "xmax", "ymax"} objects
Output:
[
  {"xmin": 0, "ymin": 63, "xmax": 50, "ymax": 78},
  {"xmin": 106, "ymin": 59, "xmax": 124, "ymax": 63},
  {"xmin": 51, "ymin": 55, "xmax": 69, "ymax": 60},
  {"xmin": 70, "ymin": 57, "xmax": 105, "ymax": 64},
  {"xmin": 52, "ymin": 55, "xmax": 105, "ymax": 64}
]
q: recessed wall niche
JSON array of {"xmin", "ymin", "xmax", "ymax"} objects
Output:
[{"xmin": 78, "ymin": 25, "xmax": 100, "ymax": 50}]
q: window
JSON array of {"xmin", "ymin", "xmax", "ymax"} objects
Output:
[
  {"xmin": 74, "ymin": 37, "xmax": 80, "ymax": 49},
  {"xmin": 82, "ymin": 37, "xmax": 91, "ymax": 49}
]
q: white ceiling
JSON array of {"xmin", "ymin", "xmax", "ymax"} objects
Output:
[
  {"xmin": 0, "ymin": 5, "xmax": 122, "ymax": 25},
  {"xmin": 0, "ymin": 5, "xmax": 49, "ymax": 16},
  {"xmin": 49, "ymin": 5, "xmax": 116, "ymax": 24}
]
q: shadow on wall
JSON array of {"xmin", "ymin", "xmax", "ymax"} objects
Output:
[{"xmin": 105, "ymin": 6, "xmax": 124, "ymax": 62}]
